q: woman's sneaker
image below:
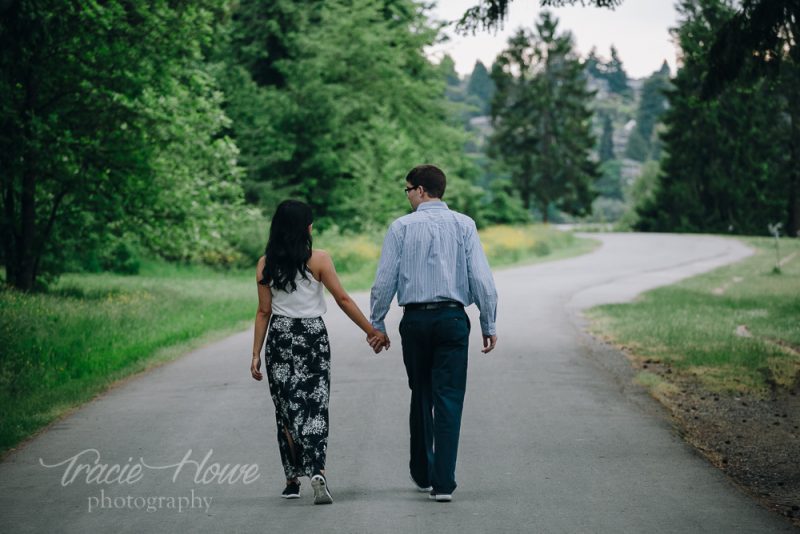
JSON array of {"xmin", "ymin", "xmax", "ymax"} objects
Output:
[
  {"xmin": 311, "ymin": 474, "xmax": 333, "ymax": 505},
  {"xmin": 281, "ymin": 481, "xmax": 300, "ymax": 499}
]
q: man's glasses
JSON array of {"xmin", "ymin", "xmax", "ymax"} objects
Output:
[{"xmin": 404, "ymin": 185, "xmax": 419, "ymax": 195}]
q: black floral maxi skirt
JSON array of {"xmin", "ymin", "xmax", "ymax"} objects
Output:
[{"xmin": 265, "ymin": 315, "xmax": 331, "ymax": 479}]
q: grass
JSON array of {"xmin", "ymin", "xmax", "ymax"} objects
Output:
[
  {"xmin": 587, "ymin": 236, "xmax": 800, "ymax": 395},
  {"xmin": 0, "ymin": 224, "xmax": 596, "ymax": 455},
  {"xmin": 0, "ymin": 261, "xmax": 256, "ymax": 454}
]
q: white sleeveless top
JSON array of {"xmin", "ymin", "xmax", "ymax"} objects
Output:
[{"xmin": 270, "ymin": 270, "xmax": 327, "ymax": 318}]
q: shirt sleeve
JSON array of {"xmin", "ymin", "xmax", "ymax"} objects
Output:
[
  {"xmin": 465, "ymin": 221, "xmax": 498, "ymax": 336},
  {"xmin": 370, "ymin": 223, "xmax": 402, "ymax": 333}
]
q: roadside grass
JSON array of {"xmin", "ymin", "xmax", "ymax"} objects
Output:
[
  {"xmin": 0, "ymin": 263, "xmax": 256, "ymax": 454},
  {"xmin": 1, "ymin": 225, "xmax": 596, "ymax": 455},
  {"xmin": 587, "ymin": 236, "xmax": 800, "ymax": 395}
]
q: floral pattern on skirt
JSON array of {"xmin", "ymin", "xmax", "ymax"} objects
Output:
[{"xmin": 265, "ymin": 315, "xmax": 331, "ymax": 479}]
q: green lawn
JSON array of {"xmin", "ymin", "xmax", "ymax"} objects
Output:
[
  {"xmin": 587, "ymin": 236, "xmax": 800, "ymax": 395},
  {"xmin": 0, "ymin": 225, "xmax": 596, "ymax": 454}
]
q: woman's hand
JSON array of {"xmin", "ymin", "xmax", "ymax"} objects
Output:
[{"xmin": 250, "ymin": 355, "xmax": 263, "ymax": 380}]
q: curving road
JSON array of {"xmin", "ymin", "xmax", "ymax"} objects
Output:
[{"xmin": 1, "ymin": 233, "xmax": 795, "ymax": 533}]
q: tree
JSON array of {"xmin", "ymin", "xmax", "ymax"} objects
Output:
[
  {"xmin": 624, "ymin": 129, "xmax": 649, "ymax": 162},
  {"xmin": 626, "ymin": 63, "xmax": 672, "ymax": 161},
  {"xmin": 701, "ymin": 0, "xmax": 800, "ymax": 237},
  {"xmin": 439, "ymin": 55, "xmax": 462, "ymax": 88},
  {"xmin": 634, "ymin": 0, "xmax": 787, "ymax": 235},
  {"xmin": 599, "ymin": 113, "xmax": 615, "ymax": 162},
  {"xmin": 489, "ymin": 11, "xmax": 599, "ymax": 222},
  {"xmin": 0, "ymin": 0, "xmax": 241, "ymax": 290},
  {"xmin": 582, "ymin": 45, "xmax": 630, "ymax": 98},
  {"xmin": 584, "ymin": 47, "xmax": 603, "ymax": 80},
  {"xmin": 605, "ymin": 45, "xmax": 630, "ymax": 96},
  {"xmin": 466, "ymin": 61, "xmax": 495, "ymax": 114},
  {"xmin": 221, "ymin": 0, "xmax": 481, "ymax": 230},
  {"xmin": 457, "ymin": 0, "xmax": 622, "ymax": 33}
]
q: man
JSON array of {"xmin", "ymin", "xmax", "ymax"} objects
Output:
[{"xmin": 369, "ymin": 164, "xmax": 498, "ymax": 502}]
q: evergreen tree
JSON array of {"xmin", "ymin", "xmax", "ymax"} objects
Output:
[
  {"xmin": 584, "ymin": 47, "xmax": 603, "ymax": 80},
  {"xmin": 626, "ymin": 63, "xmax": 672, "ymax": 161},
  {"xmin": 605, "ymin": 45, "xmax": 630, "ymax": 96},
  {"xmin": 466, "ymin": 61, "xmax": 495, "ymax": 114},
  {"xmin": 438, "ymin": 55, "xmax": 467, "ymax": 104},
  {"xmin": 439, "ymin": 55, "xmax": 462, "ymax": 88},
  {"xmin": 701, "ymin": 0, "xmax": 800, "ymax": 237},
  {"xmin": 599, "ymin": 114, "xmax": 615, "ymax": 162},
  {"xmin": 635, "ymin": 0, "xmax": 786, "ymax": 235},
  {"xmin": 489, "ymin": 11, "xmax": 599, "ymax": 222}
]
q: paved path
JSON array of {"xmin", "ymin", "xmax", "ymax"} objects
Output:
[{"xmin": 1, "ymin": 233, "xmax": 795, "ymax": 533}]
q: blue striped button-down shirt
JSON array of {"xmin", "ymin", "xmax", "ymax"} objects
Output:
[{"xmin": 370, "ymin": 201, "xmax": 498, "ymax": 336}]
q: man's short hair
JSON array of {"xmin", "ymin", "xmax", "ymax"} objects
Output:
[{"xmin": 406, "ymin": 164, "xmax": 446, "ymax": 199}]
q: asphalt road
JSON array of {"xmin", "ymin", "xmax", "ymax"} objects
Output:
[{"xmin": 1, "ymin": 233, "xmax": 796, "ymax": 533}]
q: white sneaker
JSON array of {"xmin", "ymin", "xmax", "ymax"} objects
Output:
[
  {"xmin": 409, "ymin": 473, "xmax": 432, "ymax": 493},
  {"xmin": 428, "ymin": 492, "xmax": 452, "ymax": 502},
  {"xmin": 310, "ymin": 474, "xmax": 333, "ymax": 505}
]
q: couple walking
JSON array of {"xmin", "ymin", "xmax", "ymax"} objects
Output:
[{"xmin": 250, "ymin": 164, "xmax": 498, "ymax": 505}]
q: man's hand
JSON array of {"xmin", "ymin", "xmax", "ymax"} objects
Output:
[
  {"xmin": 481, "ymin": 334, "xmax": 497, "ymax": 354},
  {"xmin": 367, "ymin": 329, "xmax": 390, "ymax": 354},
  {"xmin": 250, "ymin": 355, "xmax": 263, "ymax": 380}
]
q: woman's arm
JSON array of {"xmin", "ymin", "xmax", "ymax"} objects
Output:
[
  {"xmin": 251, "ymin": 256, "xmax": 272, "ymax": 380},
  {"xmin": 314, "ymin": 250, "xmax": 389, "ymax": 350}
]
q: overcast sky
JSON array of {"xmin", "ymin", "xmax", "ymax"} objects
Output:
[{"xmin": 427, "ymin": 0, "xmax": 682, "ymax": 79}]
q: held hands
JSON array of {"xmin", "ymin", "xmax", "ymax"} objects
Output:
[{"xmin": 367, "ymin": 328, "xmax": 390, "ymax": 354}]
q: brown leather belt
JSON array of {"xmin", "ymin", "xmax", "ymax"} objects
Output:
[{"xmin": 403, "ymin": 301, "xmax": 464, "ymax": 311}]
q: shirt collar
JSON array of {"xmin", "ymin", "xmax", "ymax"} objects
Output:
[{"xmin": 415, "ymin": 200, "xmax": 448, "ymax": 212}]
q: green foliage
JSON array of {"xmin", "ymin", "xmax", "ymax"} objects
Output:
[
  {"xmin": 624, "ymin": 129, "xmax": 649, "ymax": 162},
  {"xmin": 598, "ymin": 114, "xmax": 615, "ymax": 162},
  {"xmin": 605, "ymin": 46, "xmax": 631, "ymax": 96},
  {"xmin": 594, "ymin": 160, "xmax": 624, "ymax": 200},
  {"xmin": 0, "ymin": 0, "xmax": 245, "ymax": 290},
  {"xmin": 635, "ymin": 0, "xmax": 791, "ymax": 236},
  {"xmin": 484, "ymin": 179, "xmax": 531, "ymax": 225},
  {"xmin": 584, "ymin": 45, "xmax": 631, "ymax": 98},
  {"xmin": 466, "ymin": 61, "xmax": 495, "ymax": 115},
  {"xmin": 489, "ymin": 11, "xmax": 599, "ymax": 222},
  {"xmin": 456, "ymin": 0, "xmax": 621, "ymax": 34},
  {"xmin": 627, "ymin": 65, "xmax": 672, "ymax": 161},
  {"xmin": 221, "ymin": 0, "xmax": 482, "ymax": 231}
]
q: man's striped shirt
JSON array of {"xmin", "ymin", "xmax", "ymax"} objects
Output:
[{"xmin": 370, "ymin": 201, "xmax": 498, "ymax": 336}]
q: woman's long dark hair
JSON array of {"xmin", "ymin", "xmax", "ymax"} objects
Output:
[{"xmin": 260, "ymin": 200, "xmax": 313, "ymax": 292}]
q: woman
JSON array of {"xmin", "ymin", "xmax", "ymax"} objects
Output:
[{"xmin": 250, "ymin": 200, "xmax": 388, "ymax": 505}]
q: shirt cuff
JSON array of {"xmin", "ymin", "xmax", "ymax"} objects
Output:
[
  {"xmin": 371, "ymin": 320, "xmax": 387, "ymax": 333},
  {"xmin": 480, "ymin": 320, "xmax": 496, "ymax": 337}
]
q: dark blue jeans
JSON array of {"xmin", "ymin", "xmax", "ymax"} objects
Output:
[{"xmin": 399, "ymin": 306, "xmax": 470, "ymax": 495}]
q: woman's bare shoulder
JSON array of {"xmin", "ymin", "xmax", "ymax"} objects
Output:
[
  {"xmin": 310, "ymin": 249, "xmax": 330, "ymax": 262},
  {"xmin": 308, "ymin": 249, "xmax": 331, "ymax": 280}
]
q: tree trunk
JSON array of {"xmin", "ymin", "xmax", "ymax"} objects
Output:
[
  {"xmin": 788, "ymin": 88, "xmax": 800, "ymax": 238},
  {"xmin": 17, "ymin": 155, "xmax": 36, "ymax": 291},
  {"xmin": 14, "ymin": 71, "xmax": 38, "ymax": 291}
]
